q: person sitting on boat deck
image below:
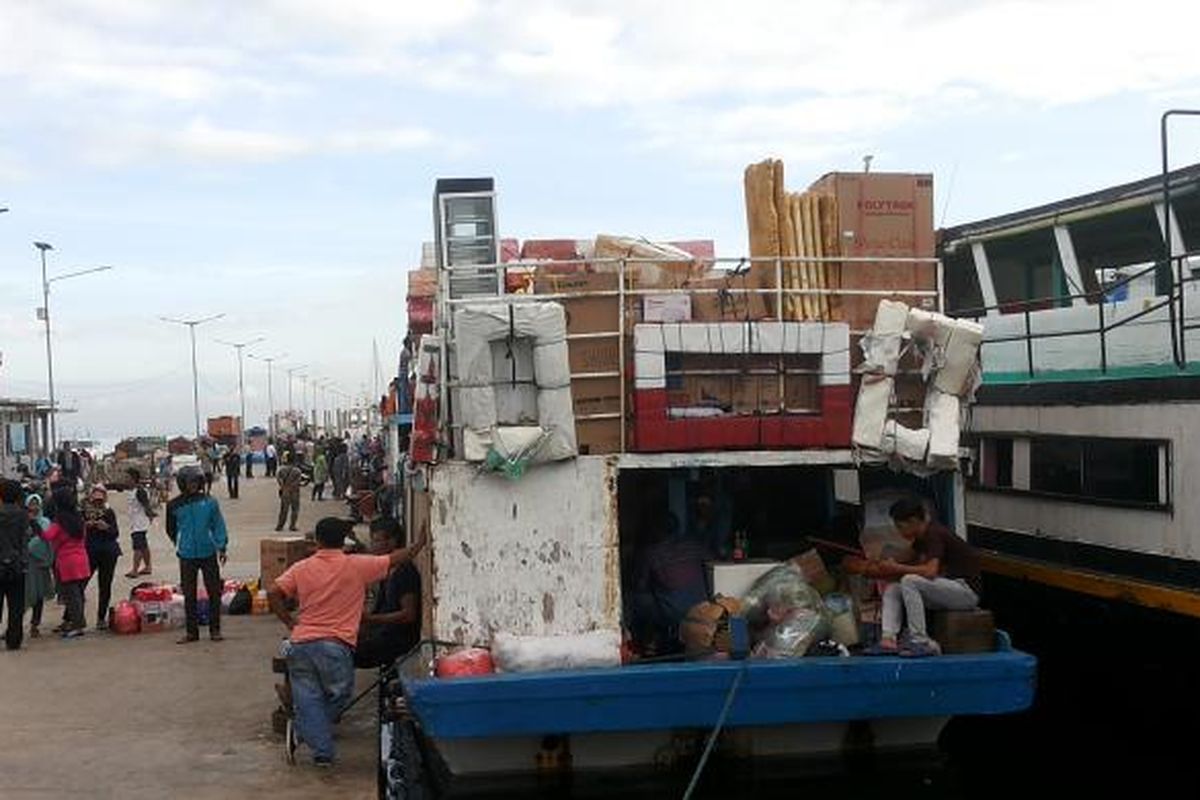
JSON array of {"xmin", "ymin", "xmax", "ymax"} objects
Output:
[
  {"xmin": 268, "ymin": 517, "xmax": 426, "ymax": 767},
  {"xmin": 631, "ymin": 508, "xmax": 709, "ymax": 654},
  {"xmin": 870, "ymin": 497, "xmax": 982, "ymax": 657},
  {"xmin": 354, "ymin": 516, "xmax": 422, "ymax": 669}
]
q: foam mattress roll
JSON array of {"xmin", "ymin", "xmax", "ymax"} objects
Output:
[
  {"xmin": 934, "ymin": 319, "xmax": 984, "ymax": 396},
  {"xmin": 881, "ymin": 419, "xmax": 931, "ymax": 462},
  {"xmin": 852, "ymin": 376, "xmax": 893, "ymax": 450},
  {"xmin": 925, "ymin": 390, "xmax": 961, "ymax": 469}
]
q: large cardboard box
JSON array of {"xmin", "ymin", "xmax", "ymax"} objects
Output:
[
  {"xmin": 571, "ymin": 376, "xmax": 623, "ymax": 419},
  {"xmin": 929, "ymin": 609, "xmax": 995, "ymax": 654},
  {"xmin": 708, "ymin": 560, "xmax": 783, "ymax": 599},
  {"xmin": 643, "ymin": 294, "xmax": 692, "ymax": 323},
  {"xmin": 669, "ymin": 375, "xmax": 734, "ymax": 410},
  {"xmin": 260, "ymin": 536, "xmax": 315, "ymax": 590},
  {"xmin": 535, "ymin": 271, "xmax": 622, "ymax": 335},
  {"xmin": 568, "ymin": 339, "xmax": 621, "ymax": 375},
  {"xmin": 690, "ymin": 275, "xmax": 770, "ymax": 322},
  {"xmin": 732, "ymin": 375, "xmax": 782, "ymax": 415},
  {"xmin": 576, "ymin": 418, "xmax": 622, "ymax": 455},
  {"xmin": 808, "ymin": 172, "xmax": 936, "ymax": 329}
]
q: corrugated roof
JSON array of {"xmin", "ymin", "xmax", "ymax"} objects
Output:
[{"xmin": 940, "ymin": 162, "xmax": 1200, "ymax": 244}]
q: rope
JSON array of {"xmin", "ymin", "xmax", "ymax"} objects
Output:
[{"xmin": 681, "ymin": 660, "xmax": 747, "ymax": 800}]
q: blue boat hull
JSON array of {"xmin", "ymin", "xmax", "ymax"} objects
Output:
[{"xmin": 403, "ymin": 636, "xmax": 1036, "ymax": 742}]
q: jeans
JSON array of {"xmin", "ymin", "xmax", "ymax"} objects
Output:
[
  {"xmin": 60, "ymin": 579, "xmax": 86, "ymax": 630},
  {"xmin": 179, "ymin": 555, "xmax": 223, "ymax": 638},
  {"xmin": 246, "ymin": 459, "xmax": 254, "ymax": 478},
  {"xmin": 881, "ymin": 574, "xmax": 979, "ymax": 642},
  {"xmin": 287, "ymin": 638, "xmax": 356, "ymax": 761},
  {"xmin": 311, "ymin": 482, "xmax": 325, "ymax": 501},
  {"xmin": 88, "ymin": 550, "xmax": 119, "ymax": 626},
  {"xmin": 226, "ymin": 470, "xmax": 239, "ymax": 499},
  {"xmin": 277, "ymin": 495, "xmax": 299, "ymax": 530},
  {"xmin": 0, "ymin": 573, "xmax": 25, "ymax": 650}
]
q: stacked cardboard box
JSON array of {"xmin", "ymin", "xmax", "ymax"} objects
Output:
[
  {"xmin": 535, "ymin": 270, "xmax": 630, "ymax": 455},
  {"xmin": 808, "ymin": 171, "xmax": 935, "ymax": 331},
  {"xmin": 260, "ymin": 536, "xmax": 315, "ymax": 590}
]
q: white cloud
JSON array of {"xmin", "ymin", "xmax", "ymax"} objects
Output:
[
  {"xmin": 82, "ymin": 118, "xmax": 442, "ymax": 166},
  {"xmin": 4, "ymin": 1, "xmax": 1200, "ymax": 170}
]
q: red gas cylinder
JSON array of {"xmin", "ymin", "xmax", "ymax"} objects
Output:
[
  {"xmin": 110, "ymin": 600, "xmax": 142, "ymax": 635},
  {"xmin": 435, "ymin": 648, "xmax": 495, "ymax": 678}
]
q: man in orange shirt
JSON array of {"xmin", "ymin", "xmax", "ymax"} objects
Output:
[{"xmin": 268, "ymin": 516, "xmax": 426, "ymax": 767}]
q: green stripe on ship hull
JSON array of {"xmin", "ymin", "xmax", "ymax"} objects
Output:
[{"xmin": 984, "ymin": 362, "xmax": 1200, "ymax": 384}]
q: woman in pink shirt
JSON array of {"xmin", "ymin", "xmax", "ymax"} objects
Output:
[{"xmin": 41, "ymin": 488, "xmax": 91, "ymax": 638}]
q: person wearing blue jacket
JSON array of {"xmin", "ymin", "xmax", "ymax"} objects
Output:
[{"xmin": 166, "ymin": 466, "xmax": 229, "ymax": 644}]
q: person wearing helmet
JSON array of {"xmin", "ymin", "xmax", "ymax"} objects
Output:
[{"xmin": 166, "ymin": 465, "xmax": 229, "ymax": 643}]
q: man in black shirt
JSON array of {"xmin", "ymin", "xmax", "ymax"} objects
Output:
[
  {"xmin": 355, "ymin": 517, "xmax": 421, "ymax": 668},
  {"xmin": 872, "ymin": 497, "xmax": 982, "ymax": 657}
]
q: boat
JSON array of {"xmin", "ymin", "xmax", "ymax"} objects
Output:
[
  {"xmin": 940, "ymin": 160, "xmax": 1200, "ymax": 618},
  {"xmin": 376, "ymin": 171, "xmax": 1037, "ymax": 797}
]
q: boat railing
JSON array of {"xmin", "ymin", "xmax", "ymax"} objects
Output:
[
  {"xmin": 433, "ymin": 255, "xmax": 942, "ymax": 454},
  {"xmin": 952, "ymin": 249, "xmax": 1200, "ymax": 378}
]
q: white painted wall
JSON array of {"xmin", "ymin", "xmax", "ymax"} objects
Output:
[
  {"xmin": 428, "ymin": 455, "xmax": 621, "ymax": 645},
  {"xmin": 967, "ymin": 403, "xmax": 1196, "ymax": 560},
  {"xmin": 980, "ymin": 299, "xmax": 1200, "ymax": 375}
]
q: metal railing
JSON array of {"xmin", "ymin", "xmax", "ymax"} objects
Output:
[
  {"xmin": 953, "ymin": 251, "xmax": 1200, "ymax": 378},
  {"xmin": 433, "ymin": 254, "xmax": 943, "ymax": 455}
]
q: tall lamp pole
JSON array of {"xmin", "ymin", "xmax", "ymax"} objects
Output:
[
  {"xmin": 216, "ymin": 336, "xmax": 265, "ymax": 448},
  {"xmin": 285, "ymin": 364, "xmax": 307, "ymax": 423},
  {"xmin": 249, "ymin": 352, "xmax": 286, "ymax": 439},
  {"xmin": 34, "ymin": 242, "xmax": 114, "ymax": 450},
  {"xmin": 160, "ymin": 313, "xmax": 226, "ymax": 438}
]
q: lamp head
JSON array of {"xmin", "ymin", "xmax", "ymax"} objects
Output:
[{"xmin": 33, "ymin": 242, "xmax": 53, "ymax": 252}]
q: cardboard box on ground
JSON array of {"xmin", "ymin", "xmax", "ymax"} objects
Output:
[{"xmin": 260, "ymin": 536, "xmax": 315, "ymax": 590}]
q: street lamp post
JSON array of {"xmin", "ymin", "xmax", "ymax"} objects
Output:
[
  {"xmin": 217, "ymin": 336, "xmax": 265, "ymax": 448},
  {"xmin": 160, "ymin": 313, "xmax": 226, "ymax": 438},
  {"xmin": 285, "ymin": 364, "xmax": 307, "ymax": 424},
  {"xmin": 249, "ymin": 352, "xmax": 286, "ymax": 439},
  {"xmin": 33, "ymin": 242, "xmax": 114, "ymax": 450}
]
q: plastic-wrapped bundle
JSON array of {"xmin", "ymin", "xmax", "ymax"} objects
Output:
[{"xmin": 741, "ymin": 564, "xmax": 830, "ymax": 658}]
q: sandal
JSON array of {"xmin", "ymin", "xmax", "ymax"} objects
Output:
[
  {"xmin": 124, "ymin": 571, "xmax": 140, "ymax": 579},
  {"xmin": 899, "ymin": 640, "xmax": 942, "ymax": 658},
  {"xmin": 861, "ymin": 643, "xmax": 900, "ymax": 656}
]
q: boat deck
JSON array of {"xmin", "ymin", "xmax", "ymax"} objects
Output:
[{"xmin": 403, "ymin": 634, "xmax": 1036, "ymax": 739}]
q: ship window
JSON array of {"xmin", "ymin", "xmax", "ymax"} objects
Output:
[
  {"xmin": 944, "ymin": 247, "xmax": 984, "ymax": 317},
  {"xmin": 1069, "ymin": 205, "xmax": 1166, "ymax": 300},
  {"xmin": 980, "ymin": 438, "xmax": 1013, "ymax": 488},
  {"xmin": 1173, "ymin": 190, "xmax": 1200, "ymax": 255},
  {"xmin": 986, "ymin": 228, "xmax": 1072, "ymax": 314},
  {"xmin": 1029, "ymin": 437, "xmax": 1164, "ymax": 506}
]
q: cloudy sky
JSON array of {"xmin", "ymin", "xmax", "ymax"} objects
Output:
[{"xmin": 2, "ymin": 0, "xmax": 1200, "ymax": 443}]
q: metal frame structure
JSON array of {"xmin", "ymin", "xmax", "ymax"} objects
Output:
[{"xmin": 434, "ymin": 254, "xmax": 944, "ymax": 457}]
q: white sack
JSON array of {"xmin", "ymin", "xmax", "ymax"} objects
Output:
[{"xmin": 492, "ymin": 629, "xmax": 622, "ymax": 673}]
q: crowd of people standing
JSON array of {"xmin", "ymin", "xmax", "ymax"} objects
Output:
[{"xmin": 0, "ymin": 431, "xmax": 390, "ymax": 651}]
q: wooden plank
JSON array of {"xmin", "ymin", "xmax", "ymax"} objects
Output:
[
  {"xmin": 979, "ymin": 550, "xmax": 1200, "ymax": 619},
  {"xmin": 794, "ymin": 194, "xmax": 812, "ymax": 320},
  {"xmin": 803, "ymin": 193, "xmax": 824, "ymax": 321},
  {"xmin": 744, "ymin": 160, "xmax": 780, "ymax": 317},
  {"xmin": 779, "ymin": 187, "xmax": 800, "ymax": 321},
  {"xmin": 820, "ymin": 195, "xmax": 843, "ymax": 321}
]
